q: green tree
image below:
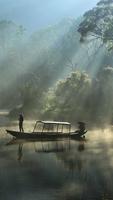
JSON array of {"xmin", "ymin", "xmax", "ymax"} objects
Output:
[
  {"xmin": 43, "ymin": 71, "xmax": 91, "ymax": 122},
  {"xmin": 78, "ymin": 0, "xmax": 113, "ymax": 49}
]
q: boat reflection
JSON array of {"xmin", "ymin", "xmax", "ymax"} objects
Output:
[
  {"xmin": 6, "ymin": 138, "xmax": 86, "ymax": 163},
  {"xmin": 17, "ymin": 144, "xmax": 23, "ymax": 161},
  {"xmin": 77, "ymin": 141, "xmax": 85, "ymax": 152},
  {"xmin": 56, "ymin": 140, "xmax": 86, "ymax": 173},
  {"xmin": 4, "ymin": 128, "xmax": 113, "ymax": 200}
]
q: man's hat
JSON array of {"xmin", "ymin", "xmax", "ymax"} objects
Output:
[{"xmin": 78, "ymin": 121, "xmax": 85, "ymax": 125}]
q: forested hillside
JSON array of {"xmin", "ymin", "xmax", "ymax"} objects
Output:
[{"xmin": 1, "ymin": 0, "xmax": 113, "ymax": 126}]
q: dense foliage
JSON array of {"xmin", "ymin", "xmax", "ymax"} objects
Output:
[
  {"xmin": 1, "ymin": 11, "xmax": 113, "ymax": 126},
  {"xmin": 0, "ymin": 18, "xmax": 81, "ymax": 112},
  {"xmin": 42, "ymin": 67, "xmax": 113, "ymax": 126},
  {"xmin": 78, "ymin": 0, "xmax": 113, "ymax": 49}
]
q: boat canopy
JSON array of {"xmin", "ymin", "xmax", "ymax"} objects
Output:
[
  {"xmin": 37, "ymin": 121, "xmax": 71, "ymax": 125},
  {"xmin": 33, "ymin": 120, "xmax": 71, "ymax": 133}
]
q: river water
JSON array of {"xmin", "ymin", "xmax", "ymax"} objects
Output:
[{"xmin": 0, "ymin": 114, "xmax": 113, "ymax": 200}]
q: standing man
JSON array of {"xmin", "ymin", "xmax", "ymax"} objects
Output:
[{"xmin": 19, "ymin": 113, "xmax": 24, "ymax": 132}]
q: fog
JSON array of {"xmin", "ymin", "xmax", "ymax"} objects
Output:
[
  {"xmin": 0, "ymin": 0, "xmax": 99, "ymax": 32},
  {"xmin": 1, "ymin": 2, "xmax": 113, "ymax": 199},
  {"xmin": 0, "ymin": 0, "xmax": 112, "ymax": 126}
]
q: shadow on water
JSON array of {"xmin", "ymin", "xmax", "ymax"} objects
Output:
[
  {"xmin": 2, "ymin": 125, "xmax": 113, "ymax": 200},
  {"xmin": 17, "ymin": 143, "xmax": 23, "ymax": 162},
  {"xmin": 6, "ymin": 137, "xmax": 86, "ymax": 162}
]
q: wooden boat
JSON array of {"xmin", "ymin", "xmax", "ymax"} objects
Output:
[{"xmin": 6, "ymin": 120, "xmax": 87, "ymax": 140}]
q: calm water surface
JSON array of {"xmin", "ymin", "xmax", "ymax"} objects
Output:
[{"xmin": 0, "ymin": 119, "xmax": 113, "ymax": 200}]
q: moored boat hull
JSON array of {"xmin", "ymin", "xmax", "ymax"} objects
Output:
[{"xmin": 6, "ymin": 129, "xmax": 86, "ymax": 141}]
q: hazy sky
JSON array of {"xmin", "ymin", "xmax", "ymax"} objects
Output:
[{"xmin": 0, "ymin": 0, "xmax": 99, "ymax": 32}]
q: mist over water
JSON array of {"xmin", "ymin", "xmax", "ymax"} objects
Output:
[
  {"xmin": 1, "ymin": 0, "xmax": 113, "ymax": 199},
  {"xmin": 0, "ymin": 117, "xmax": 113, "ymax": 200}
]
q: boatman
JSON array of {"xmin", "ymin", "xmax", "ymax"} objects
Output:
[
  {"xmin": 78, "ymin": 122, "xmax": 85, "ymax": 133},
  {"xmin": 18, "ymin": 113, "xmax": 24, "ymax": 132},
  {"xmin": 75, "ymin": 122, "xmax": 87, "ymax": 136}
]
